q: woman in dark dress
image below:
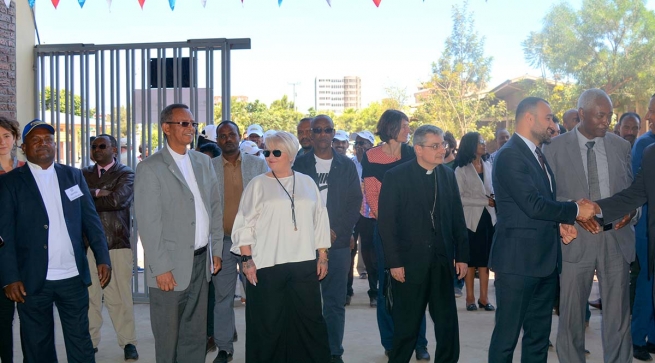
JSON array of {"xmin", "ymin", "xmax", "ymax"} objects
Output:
[{"xmin": 454, "ymin": 132, "xmax": 497, "ymax": 311}]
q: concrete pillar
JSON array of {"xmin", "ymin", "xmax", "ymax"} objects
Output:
[
  {"xmin": 16, "ymin": 0, "xmax": 35, "ymax": 130},
  {"xmin": 0, "ymin": 1, "xmax": 16, "ymax": 120}
]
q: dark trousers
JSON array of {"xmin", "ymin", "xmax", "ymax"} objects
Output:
[
  {"xmin": 245, "ymin": 260, "xmax": 330, "ymax": 363},
  {"xmin": 488, "ymin": 269, "xmax": 558, "ymax": 363},
  {"xmin": 350, "ymin": 216, "xmax": 377, "ymax": 299},
  {"xmin": 389, "ymin": 256, "xmax": 459, "ymax": 363},
  {"xmin": 373, "ymin": 222, "xmax": 428, "ymax": 351},
  {"xmin": 0, "ymin": 295, "xmax": 14, "ymax": 363},
  {"xmin": 17, "ymin": 275, "xmax": 94, "ymax": 363},
  {"xmin": 632, "ymin": 205, "xmax": 655, "ymax": 346},
  {"xmin": 149, "ymin": 251, "xmax": 208, "ymax": 363}
]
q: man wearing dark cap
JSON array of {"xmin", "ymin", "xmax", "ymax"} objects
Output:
[{"xmin": 0, "ymin": 120, "xmax": 111, "ymax": 363}]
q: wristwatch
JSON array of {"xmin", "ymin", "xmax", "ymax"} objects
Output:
[{"xmin": 241, "ymin": 255, "xmax": 253, "ymax": 263}]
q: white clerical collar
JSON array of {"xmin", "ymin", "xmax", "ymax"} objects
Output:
[
  {"xmin": 166, "ymin": 142, "xmax": 188, "ymax": 161},
  {"xmin": 27, "ymin": 160, "xmax": 55, "ymax": 173}
]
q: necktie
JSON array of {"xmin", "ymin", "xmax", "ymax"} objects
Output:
[
  {"xmin": 586, "ymin": 141, "xmax": 601, "ymax": 201},
  {"xmin": 534, "ymin": 147, "xmax": 547, "ymax": 175},
  {"xmin": 100, "ymin": 168, "xmax": 106, "ymax": 176}
]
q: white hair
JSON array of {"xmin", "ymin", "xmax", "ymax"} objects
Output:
[
  {"xmin": 265, "ymin": 131, "xmax": 300, "ymax": 163},
  {"xmin": 577, "ymin": 88, "xmax": 612, "ymax": 111}
]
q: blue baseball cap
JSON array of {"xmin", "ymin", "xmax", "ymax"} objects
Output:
[{"xmin": 22, "ymin": 119, "xmax": 55, "ymax": 140}]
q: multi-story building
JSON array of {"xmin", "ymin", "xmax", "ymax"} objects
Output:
[{"xmin": 315, "ymin": 76, "xmax": 361, "ymax": 114}]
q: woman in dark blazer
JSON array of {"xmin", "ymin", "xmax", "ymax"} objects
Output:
[{"xmin": 454, "ymin": 132, "xmax": 496, "ymax": 311}]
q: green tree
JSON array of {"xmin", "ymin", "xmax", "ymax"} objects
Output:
[
  {"xmin": 42, "ymin": 87, "xmax": 96, "ymax": 117},
  {"xmin": 413, "ymin": 1, "xmax": 506, "ymax": 138},
  {"xmin": 523, "ymin": 0, "xmax": 655, "ymax": 108}
]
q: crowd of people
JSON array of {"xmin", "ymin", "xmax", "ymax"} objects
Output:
[{"xmin": 0, "ymin": 86, "xmax": 654, "ymax": 363}]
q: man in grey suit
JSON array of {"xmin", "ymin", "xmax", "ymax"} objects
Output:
[
  {"xmin": 543, "ymin": 89, "xmax": 636, "ymax": 363},
  {"xmin": 135, "ymin": 104, "xmax": 223, "ymax": 363},
  {"xmin": 210, "ymin": 120, "xmax": 268, "ymax": 363}
]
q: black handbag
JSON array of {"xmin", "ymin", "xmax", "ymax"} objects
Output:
[{"xmin": 383, "ymin": 269, "xmax": 393, "ymax": 314}]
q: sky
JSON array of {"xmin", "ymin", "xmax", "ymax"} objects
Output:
[{"xmin": 33, "ymin": 0, "xmax": 655, "ymax": 113}]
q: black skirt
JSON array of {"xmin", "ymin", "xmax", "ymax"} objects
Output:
[{"xmin": 467, "ymin": 208, "xmax": 495, "ymax": 268}]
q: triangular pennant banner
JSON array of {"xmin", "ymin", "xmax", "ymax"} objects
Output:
[
  {"xmin": 373, "ymin": 0, "xmax": 380, "ymax": 7},
  {"xmin": 138, "ymin": 0, "xmax": 145, "ymax": 8},
  {"xmin": 201, "ymin": 0, "xmax": 206, "ymax": 7},
  {"xmin": 52, "ymin": 0, "xmax": 60, "ymax": 8},
  {"xmin": 3, "ymin": 0, "xmax": 10, "ymax": 8},
  {"xmin": 78, "ymin": 0, "xmax": 85, "ymax": 8},
  {"xmin": 28, "ymin": 0, "xmax": 34, "ymax": 7},
  {"xmin": 107, "ymin": 0, "xmax": 111, "ymax": 9},
  {"xmin": 278, "ymin": 0, "xmax": 282, "ymax": 6},
  {"xmin": 326, "ymin": 0, "xmax": 331, "ymax": 6},
  {"xmin": 169, "ymin": 0, "xmax": 175, "ymax": 10}
]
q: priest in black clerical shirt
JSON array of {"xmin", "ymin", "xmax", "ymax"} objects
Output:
[{"xmin": 378, "ymin": 125, "xmax": 469, "ymax": 363}]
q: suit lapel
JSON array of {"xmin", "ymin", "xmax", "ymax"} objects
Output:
[
  {"xmin": 161, "ymin": 146, "xmax": 191, "ymax": 191},
  {"xmin": 604, "ymin": 136, "xmax": 619, "ymax": 194},
  {"xmin": 189, "ymin": 151, "xmax": 211, "ymax": 216},
  {"xmin": 565, "ymin": 131, "xmax": 589, "ymax": 197},
  {"xmin": 513, "ymin": 135, "xmax": 553, "ymax": 197},
  {"xmin": 18, "ymin": 164, "xmax": 48, "ymax": 216},
  {"xmin": 54, "ymin": 164, "xmax": 74, "ymax": 237}
]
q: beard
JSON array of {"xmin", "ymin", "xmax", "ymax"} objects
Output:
[{"xmin": 532, "ymin": 128, "xmax": 552, "ymax": 146}]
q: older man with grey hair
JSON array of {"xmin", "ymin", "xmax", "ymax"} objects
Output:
[
  {"xmin": 543, "ymin": 89, "xmax": 636, "ymax": 363},
  {"xmin": 378, "ymin": 124, "xmax": 469, "ymax": 363}
]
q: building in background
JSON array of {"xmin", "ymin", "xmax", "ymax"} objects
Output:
[{"xmin": 315, "ymin": 76, "xmax": 361, "ymax": 114}]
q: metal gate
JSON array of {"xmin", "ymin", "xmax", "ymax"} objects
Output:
[{"xmin": 33, "ymin": 38, "xmax": 250, "ymax": 302}]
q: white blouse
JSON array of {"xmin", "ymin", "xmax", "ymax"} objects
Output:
[{"xmin": 230, "ymin": 172, "xmax": 331, "ymax": 269}]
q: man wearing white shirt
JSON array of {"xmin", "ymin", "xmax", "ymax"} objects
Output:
[
  {"xmin": 135, "ymin": 104, "xmax": 223, "ymax": 363},
  {"xmin": 0, "ymin": 120, "xmax": 111, "ymax": 363}
]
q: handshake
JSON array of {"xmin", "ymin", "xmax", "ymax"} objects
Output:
[{"xmin": 559, "ymin": 198, "xmax": 601, "ymax": 245}]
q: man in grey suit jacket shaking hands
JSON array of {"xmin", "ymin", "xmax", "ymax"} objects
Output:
[{"xmin": 135, "ymin": 104, "xmax": 223, "ymax": 363}]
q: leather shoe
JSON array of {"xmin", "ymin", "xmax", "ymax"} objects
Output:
[
  {"xmin": 647, "ymin": 342, "xmax": 655, "ymax": 354},
  {"xmin": 478, "ymin": 299, "xmax": 495, "ymax": 311},
  {"xmin": 466, "ymin": 303, "xmax": 478, "ymax": 311},
  {"xmin": 93, "ymin": 347, "xmax": 98, "ymax": 354},
  {"xmin": 206, "ymin": 336, "xmax": 217, "ymax": 354},
  {"xmin": 589, "ymin": 298, "xmax": 602, "ymax": 310},
  {"xmin": 370, "ymin": 297, "xmax": 377, "ymax": 307},
  {"xmin": 124, "ymin": 344, "xmax": 139, "ymax": 361},
  {"xmin": 345, "ymin": 295, "xmax": 352, "ymax": 306},
  {"xmin": 635, "ymin": 345, "xmax": 653, "ymax": 361},
  {"xmin": 213, "ymin": 350, "xmax": 233, "ymax": 363},
  {"xmin": 330, "ymin": 355, "xmax": 344, "ymax": 363},
  {"xmin": 415, "ymin": 346, "xmax": 430, "ymax": 361},
  {"xmin": 359, "ymin": 272, "xmax": 368, "ymax": 279}
]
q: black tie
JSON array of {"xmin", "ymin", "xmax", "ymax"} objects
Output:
[
  {"xmin": 100, "ymin": 168, "xmax": 106, "ymax": 176},
  {"xmin": 534, "ymin": 147, "xmax": 547, "ymax": 176}
]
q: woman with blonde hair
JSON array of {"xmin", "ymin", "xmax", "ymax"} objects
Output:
[{"xmin": 231, "ymin": 131, "xmax": 331, "ymax": 363}]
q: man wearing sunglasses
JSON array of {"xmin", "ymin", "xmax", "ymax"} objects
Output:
[
  {"xmin": 135, "ymin": 104, "xmax": 223, "ymax": 363},
  {"xmin": 82, "ymin": 134, "xmax": 139, "ymax": 360},
  {"xmin": 292, "ymin": 115, "xmax": 362, "ymax": 363}
]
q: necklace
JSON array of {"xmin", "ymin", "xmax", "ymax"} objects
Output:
[
  {"xmin": 430, "ymin": 170, "xmax": 437, "ymax": 231},
  {"xmin": 272, "ymin": 170, "xmax": 297, "ymax": 231}
]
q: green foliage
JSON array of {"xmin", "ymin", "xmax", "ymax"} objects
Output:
[
  {"xmin": 523, "ymin": 80, "xmax": 581, "ymax": 119},
  {"xmin": 42, "ymin": 87, "xmax": 96, "ymax": 117},
  {"xmin": 413, "ymin": 1, "xmax": 507, "ymax": 138},
  {"xmin": 523, "ymin": 0, "xmax": 655, "ymax": 108}
]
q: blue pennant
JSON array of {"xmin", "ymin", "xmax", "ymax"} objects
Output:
[
  {"xmin": 78, "ymin": 0, "xmax": 85, "ymax": 7},
  {"xmin": 169, "ymin": 0, "xmax": 175, "ymax": 10}
]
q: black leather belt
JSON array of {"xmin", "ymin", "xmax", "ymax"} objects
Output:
[
  {"xmin": 602, "ymin": 223, "xmax": 613, "ymax": 232},
  {"xmin": 194, "ymin": 246, "xmax": 207, "ymax": 256}
]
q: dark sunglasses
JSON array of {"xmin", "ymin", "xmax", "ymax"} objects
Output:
[
  {"xmin": 91, "ymin": 144, "xmax": 109, "ymax": 150},
  {"xmin": 312, "ymin": 127, "xmax": 334, "ymax": 135},
  {"xmin": 354, "ymin": 141, "xmax": 370, "ymax": 146},
  {"xmin": 263, "ymin": 150, "xmax": 282, "ymax": 158},
  {"xmin": 166, "ymin": 121, "xmax": 198, "ymax": 128}
]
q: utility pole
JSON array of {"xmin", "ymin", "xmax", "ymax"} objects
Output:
[{"xmin": 288, "ymin": 81, "xmax": 300, "ymax": 111}]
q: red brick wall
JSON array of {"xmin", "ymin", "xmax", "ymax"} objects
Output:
[{"xmin": 0, "ymin": 2, "xmax": 15, "ymax": 119}]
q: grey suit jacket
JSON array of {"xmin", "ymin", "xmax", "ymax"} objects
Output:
[
  {"xmin": 134, "ymin": 146, "xmax": 223, "ymax": 291},
  {"xmin": 542, "ymin": 129, "xmax": 634, "ymax": 264},
  {"xmin": 211, "ymin": 152, "xmax": 268, "ymax": 217}
]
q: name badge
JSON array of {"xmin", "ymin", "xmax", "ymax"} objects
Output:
[{"xmin": 65, "ymin": 185, "xmax": 83, "ymax": 201}]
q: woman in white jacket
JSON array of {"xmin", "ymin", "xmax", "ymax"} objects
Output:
[{"xmin": 454, "ymin": 132, "xmax": 497, "ymax": 312}]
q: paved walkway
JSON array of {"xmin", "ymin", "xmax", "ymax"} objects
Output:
[{"xmin": 12, "ymin": 275, "xmax": 611, "ymax": 362}]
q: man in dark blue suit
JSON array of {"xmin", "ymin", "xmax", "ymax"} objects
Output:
[
  {"xmin": 487, "ymin": 97, "xmax": 596, "ymax": 362},
  {"xmin": 0, "ymin": 120, "xmax": 111, "ymax": 363}
]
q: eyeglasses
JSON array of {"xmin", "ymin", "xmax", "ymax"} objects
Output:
[
  {"xmin": 91, "ymin": 144, "xmax": 109, "ymax": 150},
  {"xmin": 263, "ymin": 150, "xmax": 282, "ymax": 158},
  {"xmin": 312, "ymin": 127, "xmax": 334, "ymax": 135},
  {"xmin": 166, "ymin": 121, "xmax": 198, "ymax": 128},
  {"xmin": 479, "ymin": 140, "xmax": 486, "ymax": 145},
  {"xmin": 420, "ymin": 142, "xmax": 448, "ymax": 150}
]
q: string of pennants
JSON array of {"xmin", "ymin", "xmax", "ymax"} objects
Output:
[{"xmin": 13, "ymin": 0, "xmax": 393, "ymax": 10}]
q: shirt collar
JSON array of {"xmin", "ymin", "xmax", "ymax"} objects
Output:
[
  {"xmin": 96, "ymin": 158, "xmax": 116, "ymax": 171},
  {"xmin": 27, "ymin": 160, "xmax": 55, "ymax": 174},
  {"xmin": 167, "ymin": 142, "xmax": 188, "ymax": 162},
  {"xmin": 516, "ymin": 133, "xmax": 538, "ymax": 155},
  {"xmin": 575, "ymin": 127, "xmax": 604, "ymax": 147},
  {"xmin": 222, "ymin": 152, "xmax": 242, "ymax": 165}
]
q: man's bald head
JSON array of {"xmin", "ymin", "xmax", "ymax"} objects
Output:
[{"xmin": 562, "ymin": 109, "xmax": 579, "ymax": 131}]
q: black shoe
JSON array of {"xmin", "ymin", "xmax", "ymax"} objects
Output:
[
  {"xmin": 213, "ymin": 350, "xmax": 233, "ymax": 363},
  {"xmin": 466, "ymin": 303, "xmax": 478, "ymax": 311},
  {"xmin": 330, "ymin": 355, "xmax": 344, "ymax": 363},
  {"xmin": 384, "ymin": 350, "xmax": 391, "ymax": 357},
  {"xmin": 206, "ymin": 336, "xmax": 217, "ymax": 354},
  {"xmin": 647, "ymin": 342, "xmax": 655, "ymax": 354},
  {"xmin": 233, "ymin": 330, "xmax": 238, "ymax": 343},
  {"xmin": 345, "ymin": 295, "xmax": 352, "ymax": 306},
  {"xmin": 635, "ymin": 345, "xmax": 653, "ymax": 361},
  {"xmin": 359, "ymin": 272, "xmax": 368, "ymax": 279},
  {"xmin": 585, "ymin": 349, "xmax": 590, "ymax": 355},
  {"xmin": 370, "ymin": 297, "xmax": 377, "ymax": 307},
  {"xmin": 124, "ymin": 344, "xmax": 139, "ymax": 361},
  {"xmin": 93, "ymin": 347, "xmax": 98, "ymax": 354},
  {"xmin": 589, "ymin": 298, "xmax": 602, "ymax": 310},
  {"xmin": 415, "ymin": 346, "xmax": 430, "ymax": 361},
  {"xmin": 548, "ymin": 340, "xmax": 553, "ymax": 347},
  {"xmin": 478, "ymin": 299, "xmax": 495, "ymax": 311}
]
